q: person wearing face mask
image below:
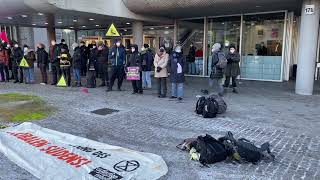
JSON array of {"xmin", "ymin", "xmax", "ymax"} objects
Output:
[
  {"xmin": 6, "ymin": 43, "xmax": 14, "ymax": 80},
  {"xmin": 187, "ymin": 42, "xmax": 196, "ymax": 75},
  {"xmin": 0, "ymin": 44, "xmax": 9, "ymax": 82},
  {"xmin": 72, "ymin": 43, "xmax": 82, "ymax": 87},
  {"xmin": 59, "ymin": 47, "xmax": 72, "ymax": 86},
  {"xmin": 36, "ymin": 43, "xmax": 49, "ymax": 84},
  {"xmin": 59, "ymin": 39, "xmax": 69, "ymax": 53},
  {"xmin": 11, "ymin": 42, "xmax": 24, "ymax": 83},
  {"xmin": 23, "ymin": 45, "xmax": 36, "ymax": 84},
  {"xmin": 127, "ymin": 44, "xmax": 143, "ymax": 94},
  {"xmin": 224, "ymin": 44, "xmax": 240, "ymax": 93},
  {"xmin": 96, "ymin": 41, "xmax": 110, "ymax": 87},
  {"xmin": 140, "ymin": 44, "xmax": 154, "ymax": 89},
  {"xmin": 79, "ymin": 41, "xmax": 88, "ymax": 76},
  {"xmin": 210, "ymin": 43, "xmax": 225, "ymax": 96},
  {"xmin": 86, "ymin": 43, "xmax": 98, "ymax": 88},
  {"xmin": 154, "ymin": 46, "xmax": 169, "ymax": 98},
  {"xmin": 49, "ymin": 40, "xmax": 61, "ymax": 85},
  {"xmin": 168, "ymin": 44, "xmax": 185, "ymax": 101},
  {"xmin": 107, "ymin": 39, "xmax": 126, "ymax": 91}
]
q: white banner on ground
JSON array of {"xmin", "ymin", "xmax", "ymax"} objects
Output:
[{"xmin": 0, "ymin": 123, "xmax": 168, "ymax": 180}]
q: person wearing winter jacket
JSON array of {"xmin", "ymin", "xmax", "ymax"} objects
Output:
[
  {"xmin": 127, "ymin": 44, "xmax": 143, "ymax": 94},
  {"xmin": 23, "ymin": 45, "xmax": 36, "ymax": 84},
  {"xmin": 72, "ymin": 43, "xmax": 82, "ymax": 87},
  {"xmin": 97, "ymin": 41, "xmax": 109, "ymax": 87},
  {"xmin": 11, "ymin": 43, "xmax": 24, "ymax": 83},
  {"xmin": 224, "ymin": 44, "xmax": 240, "ymax": 93},
  {"xmin": 59, "ymin": 47, "xmax": 72, "ymax": 86},
  {"xmin": 0, "ymin": 44, "xmax": 9, "ymax": 82},
  {"xmin": 210, "ymin": 43, "xmax": 224, "ymax": 96},
  {"xmin": 107, "ymin": 39, "xmax": 126, "ymax": 91},
  {"xmin": 36, "ymin": 43, "xmax": 49, "ymax": 84},
  {"xmin": 168, "ymin": 44, "xmax": 186, "ymax": 101},
  {"xmin": 154, "ymin": 46, "xmax": 169, "ymax": 98},
  {"xmin": 49, "ymin": 40, "xmax": 61, "ymax": 85},
  {"xmin": 140, "ymin": 44, "xmax": 154, "ymax": 89}
]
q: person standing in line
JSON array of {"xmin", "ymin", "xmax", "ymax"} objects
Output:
[
  {"xmin": 107, "ymin": 39, "xmax": 126, "ymax": 91},
  {"xmin": 49, "ymin": 40, "xmax": 61, "ymax": 85},
  {"xmin": 72, "ymin": 43, "xmax": 82, "ymax": 87},
  {"xmin": 187, "ymin": 42, "xmax": 196, "ymax": 75},
  {"xmin": 168, "ymin": 44, "xmax": 185, "ymax": 101},
  {"xmin": 224, "ymin": 44, "xmax": 240, "ymax": 93},
  {"xmin": 11, "ymin": 42, "xmax": 24, "ymax": 83},
  {"xmin": 154, "ymin": 46, "xmax": 169, "ymax": 98},
  {"xmin": 127, "ymin": 44, "xmax": 143, "ymax": 94},
  {"xmin": 36, "ymin": 43, "xmax": 49, "ymax": 84},
  {"xmin": 23, "ymin": 45, "xmax": 36, "ymax": 84},
  {"xmin": 0, "ymin": 44, "xmax": 9, "ymax": 82},
  {"xmin": 140, "ymin": 44, "xmax": 154, "ymax": 89},
  {"xmin": 86, "ymin": 43, "xmax": 98, "ymax": 88},
  {"xmin": 59, "ymin": 47, "xmax": 72, "ymax": 86},
  {"xmin": 79, "ymin": 41, "xmax": 88, "ymax": 76},
  {"xmin": 97, "ymin": 41, "xmax": 110, "ymax": 87},
  {"xmin": 6, "ymin": 43, "xmax": 14, "ymax": 80},
  {"xmin": 210, "ymin": 43, "xmax": 225, "ymax": 97},
  {"xmin": 59, "ymin": 39, "xmax": 69, "ymax": 52}
]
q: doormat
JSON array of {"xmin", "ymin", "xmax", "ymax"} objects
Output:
[{"xmin": 91, "ymin": 108, "xmax": 119, "ymax": 116}]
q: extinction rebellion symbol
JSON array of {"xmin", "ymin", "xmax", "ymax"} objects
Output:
[{"xmin": 114, "ymin": 160, "xmax": 140, "ymax": 172}]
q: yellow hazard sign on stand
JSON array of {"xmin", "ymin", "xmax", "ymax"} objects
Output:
[
  {"xmin": 106, "ymin": 23, "xmax": 120, "ymax": 37},
  {"xmin": 19, "ymin": 57, "xmax": 29, "ymax": 68},
  {"xmin": 57, "ymin": 75, "xmax": 67, "ymax": 87}
]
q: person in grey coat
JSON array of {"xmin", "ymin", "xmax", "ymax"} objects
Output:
[
  {"xmin": 210, "ymin": 43, "xmax": 225, "ymax": 97},
  {"xmin": 168, "ymin": 44, "xmax": 185, "ymax": 101},
  {"xmin": 224, "ymin": 44, "xmax": 240, "ymax": 93}
]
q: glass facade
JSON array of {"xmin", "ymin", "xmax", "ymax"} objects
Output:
[
  {"xmin": 241, "ymin": 13, "xmax": 285, "ymax": 81},
  {"xmin": 178, "ymin": 19, "xmax": 204, "ymax": 76}
]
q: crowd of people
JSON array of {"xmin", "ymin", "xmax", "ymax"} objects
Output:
[{"xmin": 0, "ymin": 38, "xmax": 241, "ymax": 101}]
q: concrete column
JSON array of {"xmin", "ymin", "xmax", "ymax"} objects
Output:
[
  {"xmin": 295, "ymin": 0, "xmax": 320, "ymax": 95},
  {"xmin": 173, "ymin": 19, "xmax": 178, "ymax": 45},
  {"xmin": 132, "ymin": 21, "xmax": 143, "ymax": 49},
  {"xmin": 47, "ymin": 14, "xmax": 56, "ymax": 47}
]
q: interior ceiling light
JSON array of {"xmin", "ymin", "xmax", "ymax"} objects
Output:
[
  {"xmin": 73, "ymin": 19, "xmax": 77, "ymax": 22},
  {"xmin": 21, "ymin": 15, "xmax": 28, "ymax": 18},
  {"xmin": 7, "ymin": 17, "xmax": 13, "ymax": 20},
  {"xmin": 32, "ymin": 23, "xmax": 36, "ymax": 26},
  {"xmin": 126, "ymin": 22, "xmax": 131, "ymax": 25},
  {"xmin": 58, "ymin": 21, "xmax": 62, "ymax": 24},
  {"xmin": 45, "ymin": 22, "xmax": 48, "ymax": 25},
  {"xmin": 256, "ymin": 5, "xmax": 261, "ymax": 8},
  {"xmin": 124, "ymin": 29, "xmax": 127, "ymax": 31},
  {"xmin": 165, "ymin": 26, "xmax": 169, "ymax": 29},
  {"xmin": 38, "ymin": 12, "xmax": 44, "ymax": 16},
  {"xmin": 70, "ymin": 27, "xmax": 74, "ymax": 29},
  {"xmin": 150, "ymin": 27, "xmax": 154, "ymax": 30},
  {"xmin": 82, "ymin": 25, "xmax": 86, "ymax": 28},
  {"xmin": 89, "ymin": 18, "xmax": 94, "ymax": 21},
  {"xmin": 95, "ymin": 24, "xmax": 100, "ymax": 27}
]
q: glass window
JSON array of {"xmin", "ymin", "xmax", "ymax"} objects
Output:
[
  {"xmin": 178, "ymin": 19, "xmax": 204, "ymax": 75},
  {"xmin": 207, "ymin": 16, "xmax": 241, "ymax": 76},
  {"xmin": 143, "ymin": 27, "xmax": 174, "ymax": 53},
  {"xmin": 241, "ymin": 13, "xmax": 285, "ymax": 81}
]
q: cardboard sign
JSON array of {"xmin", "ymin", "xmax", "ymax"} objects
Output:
[
  {"xmin": 106, "ymin": 23, "xmax": 120, "ymax": 37},
  {"xmin": 0, "ymin": 123, "xmax": 168, "ymax": 180},
  {"xmin": 126, "ymin": 67, "xmax": 140, "ymax": 80}
]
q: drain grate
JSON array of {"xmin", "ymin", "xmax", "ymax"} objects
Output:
[{"xmin": 91, "ymin": 108, "xmax": 119, "ymax": 115}]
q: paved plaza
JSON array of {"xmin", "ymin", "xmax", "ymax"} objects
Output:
[{"xmin": 0, "ymin": 76, "xmax": 320, "ymax": 180}]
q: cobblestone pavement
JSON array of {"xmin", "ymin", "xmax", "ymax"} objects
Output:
[{"xmin": 0, "ymin": 77, "xmax": 320, "ymax": 180}]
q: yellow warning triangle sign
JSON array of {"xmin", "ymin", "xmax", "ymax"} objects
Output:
[
  {"xmin": 57, "ymin": 75, "xmax": 67, "ymax": 87},
  {"xmin": 106, "ymin": 23, "xmax": 120, "ymax": 37},
  {"xmin": 19, "ymin": 57, "xmax": 29, "ymax": 68}
]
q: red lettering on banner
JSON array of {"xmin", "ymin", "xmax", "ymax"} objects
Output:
[{"xmin": 7, "ymin": 132, "xmax": 92, "ymax": 168}]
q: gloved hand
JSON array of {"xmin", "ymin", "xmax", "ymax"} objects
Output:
[{"xmin": 156, "ymin": 66, "xmax": 162, "ymax": 72}]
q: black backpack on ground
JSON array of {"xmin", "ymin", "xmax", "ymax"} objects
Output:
[
  {"xmin": 209, "ymin": 94, "xmax": 227, "ymax": 114},
  {"xmin": 86, "ymin": 70, "xmax": 96, "ymax": 88},
  {"xmin": 202, "ymin": 97, "xmax": 219, "ymax": 118},
  {"xmin": 195, "ymin": 134, "xmax": 228, "ymax": 165},
  {"xmin": 195, "ymin": 96, "xmax": 206, "ymax": 115},
  {"xmin": 219, "ymin": 132, "xmax": 275, "ymax": 164}
]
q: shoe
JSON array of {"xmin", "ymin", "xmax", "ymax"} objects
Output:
[
  {"xmin": 170, "ymin": 96, "xmax": 177, "ymax": 99},
  {"xmin": 13, "ymin": 81, "xmax": 19, "ymax": 83},
  {"xmin": 232, "ymin": 89, "xmax": 239, "ymax": 94},
  {"xmin": 106, "ymin": 88, "xmax": 112, "ymax": 92},
  {"xmin": 99, "ymin": 83, "xmax": 106, "ymax": 87},
  {"xmin": 218, "ymin": 92, "xmax": 224, "ymax": 97},
  {"xmin": 223, "ymin": 84, "xmax": 228, "ymax": 88},
  {"xmin": 51, "ymin": 83, "xmax": 56, "ymax": 85},
  {"xmin": 178, "ymin": 97, "xmax": 183, "ymax": 101},
  {"xmin": 138, "ymin": 91, "xmax": 143, "ymax": 94},
  {"xmin": 40, "ymin": 83, "xmax": 46, "ymax": 85},
  {"xmin": 132, "ymin": 92, "xmax": 137, "ymax": 94},
  {"xmin": 117, "ymin": 88, "xmax": 122, "ymax": 91}
]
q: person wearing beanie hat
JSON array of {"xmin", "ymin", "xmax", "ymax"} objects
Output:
[
  {"xmin": 140, "ymin": 43, "xmax": 154, "ymax": 89},
  {"xmin": 210, "ymin": 42, "xmax": 225, "ymax": 96},
  {"xmin": 224, "ymin": 44, "xmax": 240, "ymax": 93}
]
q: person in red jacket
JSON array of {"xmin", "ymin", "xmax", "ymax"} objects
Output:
[{"xmin": 0, "ymin": 44, "xmax": 9, "ymax": 82}]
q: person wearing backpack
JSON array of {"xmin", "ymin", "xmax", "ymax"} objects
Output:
[
  {"xmin": 210, "ymin": 43, "xmax": 225, "ymax": 97},
  {"xmin": 224, "ymin": 44, "xmax": 240, "ymax": 93},
  {"xmin": 168, "ymin": 44, "xmax": 185, "ymax": 101}
]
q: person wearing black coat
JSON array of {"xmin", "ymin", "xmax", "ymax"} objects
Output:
[
  {"xmin": 36, "ymin": 43, "xmax": 49, "ymax": 84},
  {"xmin": 79, "ymin": 41, "xmax": 88, "ymax": 76},
  {"xmin": 224, "ymin": 44, "xmax": 240, "ymax": 93},
  {"xmin": 72, "ymin": 43, "xmax": 82, "ymax": 87},
  {"xmin": 49, "ymin": 40, "xmax": 61, "ymax": 85},
  {"xmin": 187, "ymin": 42, "xmax": 196, "ymax": 75},
  {"xmin": 97, "ymin": 42, "xmax": 109, "ymax": 87},
  {"xmin": 11, "ymin": 43, "xmax": 24, "ymax": 83},
  {"xmin": 127, "ymin": 44, "xmax": 143, "ymax": 94},
  {"xmin": 210, "ymin": 43, "xmax": 224, "ymax": 96},
  {"xmin": 168, "ymin": 44, "xmax": 185, "ymax": 101},
  {"xmin": 140, "ymin": 44, "xmax": 154, "ymax": 89}
]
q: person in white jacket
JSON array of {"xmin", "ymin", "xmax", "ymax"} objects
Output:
[{"xmin": 154, "ymin": 47, "xmax": 169, "ymax": 98}]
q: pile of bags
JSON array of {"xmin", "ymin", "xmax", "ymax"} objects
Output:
[
  {"xmin": 195, "ymin": 94, "xmax": 227, "ymax": 118},
  {"xmin": 177, "ymin": 132, "xmax": 275, "ymax": 165}
]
